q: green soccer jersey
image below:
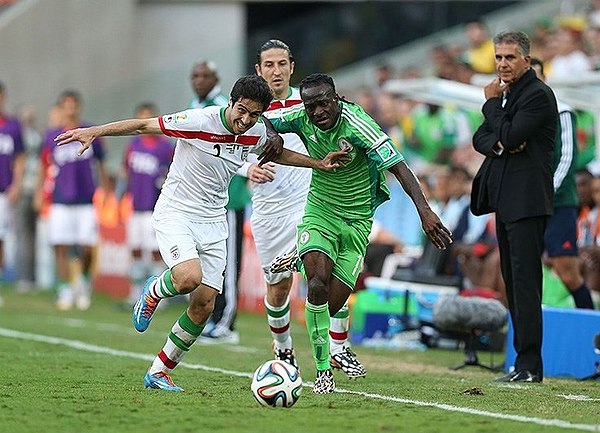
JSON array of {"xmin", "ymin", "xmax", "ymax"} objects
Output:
[
  {"xmin": 269, "ymin": 101, "xmax": 404, "ymax": 219},
  {"xmin": 553, "ymin": 105, "xmax": 579, "ymax": 208}
]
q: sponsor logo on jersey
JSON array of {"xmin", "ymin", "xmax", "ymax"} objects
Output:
[
  {"xmin": 170, "ymin": 245, "xmax": 180, "ymax": 261},
  {"xmin": 375, "ymin": 141, "xmax": 395, "ymax": 162},
  {"xmin": 300, "ymin": 231, "xmax": 310, "ymax": 245},
  {"xmin": 338, "ymin": 138, "xmax": 353, "ymax": 152},
  {"xmin": 164, "ymin": 115, "xmax": 173, "ymax": 124},
  {"xmin": 309, "ymin": 134, "xmax": 317, "ymax": 142}
]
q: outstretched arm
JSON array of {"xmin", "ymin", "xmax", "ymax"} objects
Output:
[
  {"xmin": 55, "ymin": 118, "xmax": 161, "ymax": 156},
  {"xmin": 388, "ymin": 161, "xmax": 452, "ymax": 250},
  {"xmin": 273, "ymin": 148, "xmax": 350, "ymax": 171}
]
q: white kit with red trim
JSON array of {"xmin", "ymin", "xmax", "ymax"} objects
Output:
[{"xmin": 154, "ymin": 106, "xmax": 267, "ymax": 221}]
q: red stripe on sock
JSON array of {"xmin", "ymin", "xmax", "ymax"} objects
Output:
[
  {"xmin": 329, "ymin": 330, "xmax": 347, "ymax": 340},
  {"xmin": 158, "ymin": 350, "xmax": 178, "ymax": 370},
  {"xmin": 269, "ymin": 323, "xmax": 290, "ymax": 334}
]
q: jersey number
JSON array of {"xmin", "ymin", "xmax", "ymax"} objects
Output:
[{"xmin": 213, "ymin": 144, "xmax": 220, "ymax": 157}]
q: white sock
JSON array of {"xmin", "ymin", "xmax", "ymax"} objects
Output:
[
  {"xmin": 329, "ymin": 302, "xmax": 350, "ymax": 355},
  {"xmin": 265, "ymin": 295, "xmax": 293, "ymax": 351}
]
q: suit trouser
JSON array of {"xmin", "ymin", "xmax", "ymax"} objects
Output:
[
  {"xmin": 496, "ymin": 214, "xmax": 547, "ymax": 377},
  {"xmin": 209, "ymin": 208, "xmax": 244, "ymax": 333}
]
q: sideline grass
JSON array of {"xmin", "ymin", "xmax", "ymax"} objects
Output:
[{"xmin": 0, "ymin": 287, "xmax": 598, "ymax": 433}]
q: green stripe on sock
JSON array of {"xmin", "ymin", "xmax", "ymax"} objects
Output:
[
  {"xmin": 178, "ymin": 311, "xmax": 203, "ymax": 337},
  {"xmin": 159, "ymin": 270, "xmax": 178, "ymax": 297},
  {"xmin": 266, "ymin": 302, "xmax": 290, "ymax": 318},
  {"xmin": 169, "ymin": 331, "xmax": 191, "ymax": 351},
  {"xmin": 332, "ymin": 307, "xmax": 349, "ymax": 319},
  {"xmin": 305, "ymin": 301, "xmax": 328, "ymax": 313}
]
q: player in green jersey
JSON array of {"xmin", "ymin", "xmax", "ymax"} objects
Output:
[
  {"xmin": 263, "ymin": 73, "xmax": 452, "ymax": 393},
  {"xmin": 531, "ymin": 59, "xmax": 594, "ymax": 309}
]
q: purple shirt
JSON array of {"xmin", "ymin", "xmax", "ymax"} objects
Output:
[
  {"xmin": 125, "ymin": 135, "xmax": 174, "ymax": 211},
  {"xmin": 0, "ymin": 115, "xmax": 24, "ymax": 192},
  {"xmin": 42, "ymin": 125, "xmax": 105, "ymax": 204}
]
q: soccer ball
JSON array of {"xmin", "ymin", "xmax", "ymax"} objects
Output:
[{"xmin": 250, "ymin": 360, "xmax": 302, "ymax": 408}]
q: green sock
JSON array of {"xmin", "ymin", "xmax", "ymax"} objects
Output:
[
  {"xmin": 150, "ymin": 269, "xmax": 178, "ymax": 299},
  {"xmin": 305, "ymin": 301, "xmax": 331, "ymax": 371}
]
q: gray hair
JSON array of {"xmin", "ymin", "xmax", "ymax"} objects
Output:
[
  {"xmin": 191, "ymin": 59, "xmax": 218, "ymax": 74},
  {"xmin": 493, "ymin": 30, "xmax": 530, "ymax": 56}
]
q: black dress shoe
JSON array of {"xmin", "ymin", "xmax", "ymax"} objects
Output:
[
  {"xmin": 495, "ymin": 370, "xmax": 542, "ymax": 383},
  {"xmin": 494, "ymin": 371, "xmax": 518, "ymax": 382}
]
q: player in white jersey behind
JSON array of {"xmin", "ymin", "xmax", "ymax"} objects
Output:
[
  {"xmin": 245, "ymin": 39, "xmax": 365, "ymax": 377},
  {"xmin": 55, "ymin": 75, "xmax": 350, "ymax": 392}
]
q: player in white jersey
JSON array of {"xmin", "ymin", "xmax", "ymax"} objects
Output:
[
  {"xmin": 55, "ymin": 75, "xmax": 349, "ymax": 392},
  {"xmin": 244, "ymin": 39, "xmax": 365, "ymax": 377}
]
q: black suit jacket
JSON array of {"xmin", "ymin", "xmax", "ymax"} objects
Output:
[{"xmin": 471, "ymin": 69, "xmax": 558, "ymax": 223}]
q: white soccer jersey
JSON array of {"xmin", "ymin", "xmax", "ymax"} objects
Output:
[
  {"xmin": 155, "ymin": 106, "xmax": 267, "ymax": 221},
  {"xmin": 249, "ymin": 87, "xmax": 311, "ymax": 218}
]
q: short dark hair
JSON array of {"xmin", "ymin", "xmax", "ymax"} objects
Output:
[
  {"xmin": 299, "ymin": 73, "xmax": 336, "ymax": 94},
  {"xmin": 135, "ymin": 102, "xmax": 158, "ymax": 116},
  {"xmin": 229, "ymin": 75, "xmax": 273, "ymax": 112},
  {"xmin": 256, "ymin": 39, "xmax": 294, "ymax": 64},
  {"xmin": 58, "ymin": 89, "xmax": 82, "ymax": 105},
  {"xmin": 493, "ymin": 30, "xmax": 531, "ymax": 56}
]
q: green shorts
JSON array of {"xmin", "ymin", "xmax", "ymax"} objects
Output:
[{"xmin": 297, "ymin": 205, "xmax": 372, "ymax": 290}]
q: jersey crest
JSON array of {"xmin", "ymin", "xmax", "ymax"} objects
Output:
[{"xmin": 338, "ymin": 137, "xmax": 353, "ymax": 152}]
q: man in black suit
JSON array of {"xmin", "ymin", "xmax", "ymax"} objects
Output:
[{"xmin": 471, "ymin": 30, "xmax": 558, "ymax": 383}]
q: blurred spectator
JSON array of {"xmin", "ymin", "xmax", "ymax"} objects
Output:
[
  {"xmin": 531, "ymin": 58, "xmax": 594, "ymax": 309},
  {"xmin": 38, "ymin": 90, "xmax": 107, "ymax": 310},
  {"xmin": 373, "ymin": 171, "xmax": 423, "ymax": 248},
  {"xmin": 547, "ymin": 22, "xmax": 592, "ymax": 81},
  {"xmin": 430, "ymin": 44, "xmax": 457, "ymax": 80},
  {"xmin": 452, "ymin": 214, "xmax": 506, "ymax": 304},
  {"xmin": 0, "ymin": 81, "xmax": 25, "ymax": 304},
  {"xmin": 14, "ymin": 104, "xmax": 42, "ymax": 293},
  {"xmin": 189, "ymin": 60, "xmax": 228, "ymax": 108},
  {"xmin": 576, "ymin": 169, "xmax": 595, "ymax": 247},
  {"xmin": 574, "ymin": 109, "xmax": 596, "ymax": 170},
  {"xmin": 123, "ymin": 102, "xmax": 174, "ymax": 304},
  {"xmin": 577, "ymin": 172, "xmax": 600, "ymax": 295},
  {"xmin": 463, "ymin": 20, "xmax": 496, "ymax": 74},
  {"xmin": 360, "ymin": 220, "xmax": 404, "ymax": 281},
  {"xmin": 373, "ymin": 63, "xmax": 394, "ymax": 89},
  {"xmin": 408, "ymin": 103, "xmax": 471, "ymax": 168},
  {"xmin": 352, "ymin": 87, "xmax": 377, "ymax": 117}
]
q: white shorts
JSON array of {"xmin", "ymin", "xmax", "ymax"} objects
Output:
[
  {"xmin": 0, "ymin": 194, "xmax": 11, "ymax": 239},
  {"xmin": 251, "ymin": 209, "xmax": 303, "ymax": 285},
  {"xmin": 152, "ymin": 210, "xmax": 228, "ymax": 293},
  {"xmin": 48, "ymin": 204, "xmax": 98, "ymax": 246},
  {"xmin": 127, "ymin": 211, "xmax": 158, "ymax": 251}
]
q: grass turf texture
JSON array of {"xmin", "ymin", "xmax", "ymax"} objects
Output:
[{"xmin": 0, "ymin": 287, "xmax": 598, "ymax": 433}]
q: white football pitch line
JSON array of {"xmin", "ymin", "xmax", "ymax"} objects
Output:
[
  {"xmin": 0, "ymin": 326, "xmax": 598, "ymax": 432},
  {"xmin": 37, "ymin": 315, "xmax": 260, "ymax": 353}
]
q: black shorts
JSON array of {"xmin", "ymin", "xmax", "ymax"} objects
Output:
[{"xmin": 544, "ymin": 206, "xmax": 578, "ymax": 257}]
